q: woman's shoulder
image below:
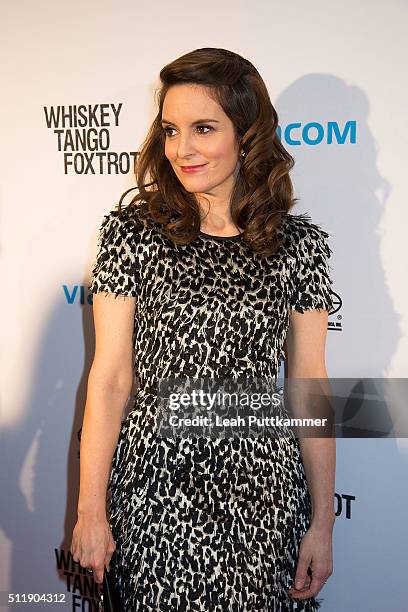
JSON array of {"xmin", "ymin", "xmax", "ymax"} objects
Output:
[
  {"xmin": 279, "ymin": 211, "xmax": 330, "ymax": 237},
  {"xmin": 96, "ymin": 203, "xmax": 154, "ymax": 245},
  {"xmin": 101, "ymin": 203, "xmax": 145, "ymax": 228},
  {"xmin": 277, "ymin": 211, "xmax": 332, "ymax": 256}
]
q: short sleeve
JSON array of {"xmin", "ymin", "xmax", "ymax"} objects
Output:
[
  {"xmin": 88, "ymin": 209, "xmax": 138, "ymax": 298},
  {"xmin": 289, "ymin": 219, "xmax": 334, "ymax": 313}
]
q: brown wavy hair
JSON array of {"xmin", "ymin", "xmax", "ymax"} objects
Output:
[{"xmin": 118, "ymin": 47, "xmax": 298, "ymax": 257}]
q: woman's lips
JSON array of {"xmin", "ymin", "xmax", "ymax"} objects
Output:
[{"xmin": 180, "ymin": 163, "xmax": 207, "ymax": 173}]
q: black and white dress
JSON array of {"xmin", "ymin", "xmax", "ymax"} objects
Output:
[{"xmin": 88, "ymin": 204, "xmax": 334, "ymax": 611}]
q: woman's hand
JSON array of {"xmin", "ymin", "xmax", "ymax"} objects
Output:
[
  {"xmin": 288, "ymin": 522, "xmax": 333, "ymax": 601},
  {"xmin": 70, "ymin": 512, "xmax": 116, "ymax": 584}
]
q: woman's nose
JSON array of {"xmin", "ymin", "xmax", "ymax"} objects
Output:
[{"xmin": 175, "ymin": 134, "xmax": 196, "ymax": 158}]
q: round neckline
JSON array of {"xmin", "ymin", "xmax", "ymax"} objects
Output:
[{"xmin": 198, "ymin": 230, "xmax": 243, "ymax": 241}]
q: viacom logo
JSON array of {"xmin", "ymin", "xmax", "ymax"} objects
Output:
[
  {"xmin": 43, "ymin": 103, "xmax": 138, "ymax": 175},
  {"xmin": 64, "ymin": 286, "xmax": 93, "ymax": 305},
  {"xmin": 276, "ymin": 121, "xmax": 356, "ymax": 145},
  {"xmin": 55, "ymin": 548, "xmax": 102, "ymax": 610}
]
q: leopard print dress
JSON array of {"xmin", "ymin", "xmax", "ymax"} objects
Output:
[{"xmin": 88, "ymin": 204, "xmax": 334, "ymax": 612}]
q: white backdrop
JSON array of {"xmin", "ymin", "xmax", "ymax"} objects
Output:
[{"xmin": 1, "ymin": 0, "xmax": 407, "ymax": 610}]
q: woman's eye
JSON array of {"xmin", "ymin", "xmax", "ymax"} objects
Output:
[
  {"xmin": 163, "ymin": 125, "xmax": 213, "ymax": 137},
  {"xmin": 196, "ymin": 125, "xmax": 213, "ymax": 134}
]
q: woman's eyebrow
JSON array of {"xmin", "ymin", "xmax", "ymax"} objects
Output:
[{"xmin": 160, "ymin": 118, "xmax": 220, "ymax": 126}]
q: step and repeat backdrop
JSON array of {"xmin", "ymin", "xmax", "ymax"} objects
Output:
[{"xmin": 1, "ymin": 1, "xmax": 407, "ymax": 610}]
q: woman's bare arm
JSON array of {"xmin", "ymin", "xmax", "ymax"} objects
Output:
[
  {"xmin": 77, "ymin": 292, "xmax": 136, "ymax": 519},
  {"xmin": 283, "ymin": 309, "xmax": 336, "ymax": 528}
]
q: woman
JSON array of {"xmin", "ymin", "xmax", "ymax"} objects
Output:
[{"xmin": 71, "ymin": 47, "xmax": 335, "ymax": 611}]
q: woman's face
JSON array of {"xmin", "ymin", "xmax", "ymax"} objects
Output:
[{"xmin": 161, "ymin": 83, "xmax": 241, "ymax": 205}]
